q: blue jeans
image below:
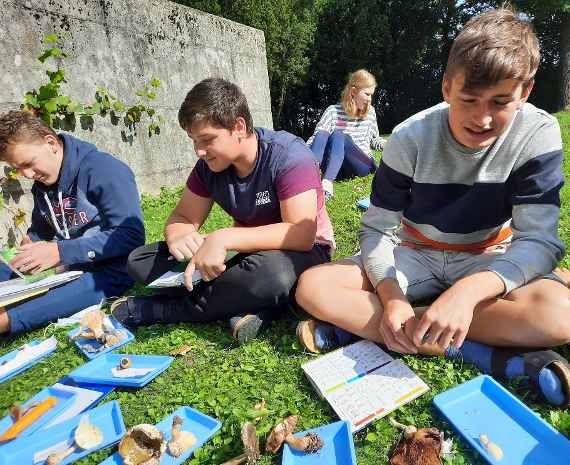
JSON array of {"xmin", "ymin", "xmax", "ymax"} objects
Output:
[
  {"xmin": 310, "ymin": 130, "xmax": 376, "ymax": 182},
  {"xmin": 0, "ymin": 264, "xmax": 131, "ymax": 334}
]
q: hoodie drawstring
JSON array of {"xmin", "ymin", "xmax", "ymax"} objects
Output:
[{"xmin": 44, "ymin": 191, "xmax": 71, "ymax": 239}]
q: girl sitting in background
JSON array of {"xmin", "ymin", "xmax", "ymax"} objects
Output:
[{"xmin": 306, "ymin": 69, "xmax": 386, "ymax": 200}]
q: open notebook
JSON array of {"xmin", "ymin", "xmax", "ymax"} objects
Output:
[
  {"xmin": 0, "ymin": 271, "xmax": 83, "ymax": 307},
  {"xmin": 302, "ymin": 340, "xmax": 429, "ymax": 432},
  {"xmin": 147, "ymin": 251, "xmax": 237, "ymax": 288}
]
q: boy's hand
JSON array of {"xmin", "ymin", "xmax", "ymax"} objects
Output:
[
  {"xmin": 20, "ymin": 235, "xmax": 32, "ymax": 246},
  {"xmin": 11, "ymin": 242, "xmax": 60, "ymax": 274},
  {"xmin": 379, "ymin": 299, "xmax": 418, "ymax": 354},
  {"xmin": 183, "ymin": 233, "xmax": 227, "ymax": 290},
  {"xmin": 167, "ymin": 231, "xmax": 205, "ymax": 261},
  {"xmin": 413, "ymin": 287, "xmax": 476, "ymax": 349}
]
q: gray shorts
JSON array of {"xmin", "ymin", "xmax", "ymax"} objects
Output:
[{"xmin": 347, "ymin": 246, "xmax": 565, "ymax": 303}]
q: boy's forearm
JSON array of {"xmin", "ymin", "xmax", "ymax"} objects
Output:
[
  {"xmin": 449, "ymin": 271, "xmax": 506, "ymax": 304},
  {"xmin": 164, "ymin": 213, "xmax": 199, "ymax": 240},
  {"xmin": 376, "ymin": 278, "xmax": 408, "ymax": 307},
  {"xmin": 210, "ymin": 222, "xmax": 316, "ymax": 253}
]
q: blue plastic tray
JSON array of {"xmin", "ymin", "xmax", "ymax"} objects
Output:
[
  {"xmin": 282, "ymin": 420, "xmax": 356, "ymax": 465},
  {"xmin": 99, "ymin": 405, "xmax": 222, "ymax": 464},
  {"xmin": 433, "ymin": 375, "xmax": 570, "ymax": 465},
  {"xmin": 356, "ymin": 197, "xmax": 370, "ymax": 211},
  {"xmin": 0, "ymin": 339, "xmax": 57, "ymax": 384},
  {"xmin": 67, "ymin": 317, "xmax": 135, "ymax": 359},
  {"xmin": 59, "ymin": 375, "xmax": 116, "ymax": 401},
  {"xmin": 67, "ymin": 353, "xmax": 174, "ymax": 388},
  {"xmin": 0, "ymin": 400, "xmax": 126, "ymax": 465},
  {"xmin": 0, "ymin": 386, "xmax": 76, "ymax": 441}
]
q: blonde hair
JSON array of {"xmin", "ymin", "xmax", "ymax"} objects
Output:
[
  {"xmin": 340, "ymin": 69, "xmax": 377, "ymax": 118},
  {"xmin": 445, "ymin": 7, "xmax": 540, "ymax": 90}
]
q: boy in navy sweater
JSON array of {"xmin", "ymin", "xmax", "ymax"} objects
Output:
[{"xmin": 0, "ymin": 110, "xmax": 145, "ymax": 334}]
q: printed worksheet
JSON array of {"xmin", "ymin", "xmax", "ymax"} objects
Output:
[{"xmin": 302, "ymin": 341, "xmax": 429, "ymax": 432}]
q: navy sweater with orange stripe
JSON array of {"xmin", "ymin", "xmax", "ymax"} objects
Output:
[{"xmin": 359, "ymin": 102, "xmax": 565, "ymax": 294}]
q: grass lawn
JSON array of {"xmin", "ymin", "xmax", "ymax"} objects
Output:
[{"xmin": 2, "ymin": 113, "xmax": 570, "ymax": 464}]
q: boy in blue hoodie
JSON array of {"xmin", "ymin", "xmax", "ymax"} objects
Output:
[{"xmin": 0, "ymin": 110, "xmax": 145, "ymax": 335}]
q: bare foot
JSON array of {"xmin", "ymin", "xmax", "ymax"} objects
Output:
[{"xmin": 554, "ymin": 267, "xmax": 570, "ymax": 287}]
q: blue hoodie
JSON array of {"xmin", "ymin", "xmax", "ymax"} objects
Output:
[{"xmin": 27, "ymin": 133, "xmax": 145, "ymax": 283}]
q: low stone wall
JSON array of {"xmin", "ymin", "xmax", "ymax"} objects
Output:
[{"xmin": 0, "ymin": 0, "xmax": 272, "ymax": 242}]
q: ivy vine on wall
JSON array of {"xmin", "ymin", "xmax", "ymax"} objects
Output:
[{"xmin": 1, "ymin": 34, "xmax": 164, "ymax": 246}]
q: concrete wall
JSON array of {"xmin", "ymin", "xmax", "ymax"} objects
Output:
[{"xmin": 0, "ymin": 0, "xmax": 272, "ymax": 243}]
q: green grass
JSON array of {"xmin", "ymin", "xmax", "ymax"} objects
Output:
[{"xmin": 2, "ymin": 114, "xmax": 570, "ymax": 464}]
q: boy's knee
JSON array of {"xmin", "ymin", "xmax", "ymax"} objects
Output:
[
  {"xmin": 295, "ymin": 268, "xmax": 326, "ymax": 314},
  {"xmin": 533, "ymin": 295, "xmax": 570, "ymax": 345},
  {"xmin": 126, "ymin": 245, "xmax": 147, "ymax": 283}
]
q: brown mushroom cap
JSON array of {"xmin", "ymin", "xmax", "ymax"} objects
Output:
[
  {"xmin": 241, "ymin": 422, "xmax": 260, "ymax": 462},
  {"xmin": 265, "ymin": 415, "xmax": 298, "ymax": 453}
]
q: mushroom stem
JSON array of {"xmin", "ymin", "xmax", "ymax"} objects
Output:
[
  {"xmin": 389, "ymin": 417, "xmax": 418, "ymax": 439},
  {"xmin": 284, "ymin": 432, "xmax": 324, "ymax": 454},
  {"xmin": 219, "ymin": 452, "xmax": 248, "ymax": 465}
]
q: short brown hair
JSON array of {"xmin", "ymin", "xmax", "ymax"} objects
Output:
[
  {"xmin": 178, "ymin": 78, "xmax": 253, "ymax": 134},
  {"xmin": 340, "ymin": 69, "xmax": 377, "ymax": 118},
  {"xmin": 0, "ymin": 110, "xmax": 57, "ymax": 160},
  {"xmin": 445, "ymin": 7, "xmax": 540, "ymax": 90}
]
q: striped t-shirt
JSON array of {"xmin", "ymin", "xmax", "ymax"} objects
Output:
[
  {"xmin": 359, "ymin": 102, "xmax": 565, "ymax": 295},
  {"xmin": 306, "ymin": 104, "xmax": 384, "ymax": 156}
]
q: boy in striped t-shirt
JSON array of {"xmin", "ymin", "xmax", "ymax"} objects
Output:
[
  {"xmin": 296, "ymin": 8, "xmax": 570, "ymax": 407},
  {"xmin": 307, "ymin": 69, "xmax": 386, "ymax": 199}
]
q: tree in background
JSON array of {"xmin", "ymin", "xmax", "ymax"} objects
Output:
[
  {"xmin": 177, "ymin": 0, "xmax": 322, "ymax": 128},
  {"xmin": 175, "ymin": 0, "xmax": 565, "ymax": 134},
  {"xmin": 513, "ymin": 0, "xmax": 570, "ymax": 111}
]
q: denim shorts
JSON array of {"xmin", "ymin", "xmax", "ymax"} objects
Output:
[{"xmin": 347, "ymin": 245, "xmax": 566, "ymax": 303}]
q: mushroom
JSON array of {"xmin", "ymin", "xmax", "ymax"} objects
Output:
[
  {"xmin": 266, "ymin": 415, "xmax": 324, "ymax": 455},
  {"xmin": 118, "ymin": 357, "xmax": 132, "ymax": 370},
  {"xmin": 389, "ymin": 417, "xmax": 443, "ymax": 465},
  {"xmin": 220, "ymin": 422, "xmax": 260, "ymax": 465},
  {"xmin": 118, "ymin": 424, "xmax": 166, "ymax": 465},
  {"xmin": 79, "ymin": 310, "xmax": 106, "ymax": 342},
  {"xmin": 46, "ymin": 417, "xmax": 103, "ymax": 465},
  {"xmin": 480, "ymin": 434, "xmax": 503, "ymax": 461},
  {"xmin": 167, "ymin": 415, "xmax": 197, "ymax": 457}
]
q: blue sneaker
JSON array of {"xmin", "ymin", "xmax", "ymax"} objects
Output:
[{"xmin": 296, "ymin": 320, "xmax": 354, "ymax": 353}]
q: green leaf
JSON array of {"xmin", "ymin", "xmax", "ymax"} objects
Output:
[
  {"xmin": 147, "ymin": 91, "xmax": 156, "ymax": 100},
  {"xmin": 112, "ymin": 101, "xmax": 126, "ymax": 112},
  {"xmin": 44, "ymin": 99, "xmax": 58, "ymax": 113},
  {"xmin": 365, "ymin": 432, "xmax": 378, "ymax": 442},
  {"xmin": 150, "ymin": 78, "xmax": 161, "ymax": 88},
  {"xmin": 135, "ymin": 90, "xmax": 147, "ymax": 97},
  {"xmin": 38, "ymin": 83, "xmax": 58, "ymax": 101},
  {"xmin": 38, "ymin": 48, "xmax": 66, "ymax": 63},
  {"xmin": 66, "ymin": 101, "xmax": 83, "ymax": 113},
  {"xmin": 23, "ymin": 93, "xmax": 39, "ymax": 107},
  {"xmin": 44, "ymin": 34, "xmax": 58, "ymax": 44},
  {"xmin": 54, "ymin": 95, "xmax": 70, "ymax": 106}
]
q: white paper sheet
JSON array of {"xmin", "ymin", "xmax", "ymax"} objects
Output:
[
  {"xmin": 111, "ymin": 367, "xmax": 155, "ymax": 378},
  {"xmin": 302, "ymin": 340, "xmax": 429, "ymax": 432},
  {"xmin": 44, "ymin": 384, "xmax": 103, "ymax": 428},
  {"xmin": 0, "ymin": 336, "xmax": 57, "ymax": 378},
  {"xmin": 0, "ymin": 271, "xmax": 83, "ymax": 298},
  {"xmin": 147, "ymin": 269, "xmax": 201, "ymax": 288},
  {"xmin": 55, "ymin": 302, "xmax": 103, "ymax": 327}
]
